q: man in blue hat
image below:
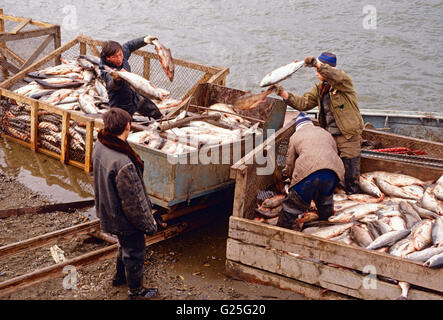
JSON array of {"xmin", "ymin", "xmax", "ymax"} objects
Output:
[
  {"xmin": 276, "ymin": 112, "xmax": 345, "ymax": 229},
  {"xmin": 273, "ymin": 52, "xmax": 364, "ymax": 194}
]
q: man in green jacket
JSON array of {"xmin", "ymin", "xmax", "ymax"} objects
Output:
[{"xmin": 273, "ymin": 52, "xmax": 364, "ymax": 194}]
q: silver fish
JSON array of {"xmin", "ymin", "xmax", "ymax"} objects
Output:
[
  {"xmin": 78, "ymin": 54, "xmax": 101, "ymax": 66},
  {"xmin": 389, "ymin": 238, "xmax": 415, "ymax": 258},
  {"xmin": 310, "ymin": 222, "xmax": 354, "ymax": 239},
  {"xmin": 366, "ymin": 230, "xmax": 411, "ymax": 250},
  {"xmin": 397, "ymin": 282, "xmax": 410, "ymax": 300},
  {"xmin": 399, "ymin": 201, "xmax": 422, "ymax": 229},
  {"xmin": 411, "ymin": 203, "xmax": 439, "ymax": 220},
  {"xmin": 111, "ymin": 70, "xmax": 170, "ymax": 100},
  {"xmin": 371, "ymin": 171, "xmax": 425, "ymax": 187},
  {"xmin": 329, "ymin": 203, "xmax": 384, "ymax": 223},
  {"xmin": 421, "ymin": 185, "xmax": 443, "ymax": 215},
  {"xmin": 375, "ymin": 178, "xmax": 420, "ymax": 200},
  {"xmin": 359, "ymin": 174, "xmax": 383, "ymax": 198},
  {"xmin": 432, "ymin": 216, "xmax": 443, "ymax": 247},
  {"xmin": 259, "ymin": 60, "xmax": 305, "ymax": 87},
  {"xmin": 350, "ymin": 224, "xmax": 373, "ymax": 248},
  {"xmin": 412, "ymin": 219, "xmax": 433, "ymax": 251},
  {"xmin": 423, "ymin": 251, "xmax": 443, "ymax": 268},
  {"xmin": 405, "ymin": 246, "xmax": 443, "ymax": 262},
  {"xmin": 78, "ymin": 93, "xmax": 99, "ymax": 114}
]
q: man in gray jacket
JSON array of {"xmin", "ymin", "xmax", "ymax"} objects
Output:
[
  {"xmin": 92, "ymin": 108, "xmax": 158, "ymax": 299},
  {"xmin": 277, "ymin": 112, "xmax": 345, "ymax": 229}
]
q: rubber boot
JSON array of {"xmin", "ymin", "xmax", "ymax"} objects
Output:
[
  {"xmin": 276, "ymin": 191, "xmax": 310, "ymax": 230},
  {"xmin": 342, "ymin": 157, "xmax": 361, "ymax": 195},
  {"xmin": 314, "ymin": 193, "xmax": 334, "ymax": 221},
  {"xmin": 112, "ymin": 255, "xmax": 127, "ymax": 287}
]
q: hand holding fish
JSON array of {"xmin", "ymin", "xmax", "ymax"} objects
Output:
[
  {"xmin": 144, "ymin": 35, "xmax": 158, "ymax": 45},
  {"xmin": 304, "ymin": 56, "xmax": 318, "ymax": 68},
  {"xmin": 269, "ymin": 83, "xmax": 288, "ymax": 100}
]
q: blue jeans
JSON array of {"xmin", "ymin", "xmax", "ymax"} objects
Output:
[{"xmin": 290, "ymin": 169, "xmax": 337, "ymax": 221}]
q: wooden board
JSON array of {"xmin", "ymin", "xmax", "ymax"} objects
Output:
[
  {"xmin": 227, "ymin": 238, "xmax": 442, "ymax": 300},
  {"xmin": 228, "ymin": 216, "xmax": 443, "ymax": 294}
]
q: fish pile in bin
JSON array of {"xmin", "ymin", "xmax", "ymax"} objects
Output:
[{"xmin": 255, "ymin": 172, "xmax": 443, "ymax": 268}]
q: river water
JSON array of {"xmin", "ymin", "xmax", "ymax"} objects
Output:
[{"xmin": 2, "ymin": 0, "xmax": 443, "ymax": 112}]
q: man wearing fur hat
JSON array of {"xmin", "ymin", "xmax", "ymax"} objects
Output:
[
  {"xmin": 273, "ymin": 52, "xmax": 364, "ymax": 195},
  {"xmin": 276, "ymin": 112, "xmax": 345, "ymax": 229}
]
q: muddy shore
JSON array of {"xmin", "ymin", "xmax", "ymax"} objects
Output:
[{"xmin": 0, "ymin": 165, "xmax": 305, "ymax": 301}]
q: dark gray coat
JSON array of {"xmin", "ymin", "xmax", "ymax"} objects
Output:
[
  {"xmin": 92, "ymin": 140, "xmax": 157, "ymax": 236},
  {"xmin": 100, "ymin": 37, "xmax": 147, "ymax": 115}
]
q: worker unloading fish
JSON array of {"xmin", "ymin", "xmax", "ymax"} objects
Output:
[
  {"xmin": 271, "ymin": 52, "xmax": 364, "ymax": 195},
  {"xmin": 99, "ymin": 35, "xmax": 163, "ymax": 119},
  {"xmin": 276, "ymin": 112, "xmax": 345, "ymax": 229}
]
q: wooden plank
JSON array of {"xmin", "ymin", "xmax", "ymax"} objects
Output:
[
  {"xmin": 87, "ymin": 43, "xmax": 100, "ymax": 57},
  {"xmin": 0, "ymin": 9, "xmax": 5, "ymax": 74},
  {"xmin": 0, "ymin": 14, "xmax": 54, "ymax": 28},
  {"xmin": 0, "ymin": 26, "xmax": 58, "ymax": 43},
  {"xmin": 8, "ymin": 17, "xmax": 32, "ymax": 35},
  {"xmin": 0, "ymin": 199, "xmax": 95, "ymax": 219},
  {"xmin": 79, "ymin": 42, "xmax": 87, "ymax": 55},
  {"xmin": 0, "ymin": 35, "xmax": 79, "ymax": 89},
  {"xmin": 20, "ymin": 34, "xmax": 53, "ymax": 70},
  {"xmin": 1, "ymin": 46, "xmax": 25, "ymax": 66},
  {"xmin": 53, "ymin": 26, "xmax": 61, "ymax": 65},
  {"xmin": 0, "ymin": 208, "xmax": 216, "ymax": 297},
  {"xmin": 0, "ymin": 220, "xmax": 100, "ymax": 259},
  {"xmin": 84, "ymin": 120, "xmax": 94, "ymax": 172},
  {"xmin": 143, "ymin": 56, "xmax": 150, "ymax": 80},
  {"xmin": 60, "ymin": 111, "xmax": 71, "ymax": 164},
  {"xmin": 0, "ymin": 56, "xmax": 19, "ymax": 73},
  {"xmin": 226, "ymin": 259, "xmax": 352, "ymax": 300},
  {"xmin": 29, "ymin": 100, "xmax": 38, "ymax": 150},
  {"xmin": 228, "ymin": 216, "xmax": 443, "ymax": 293},
  {"xmin": 227, "ymin": 238, "xmax": 443, "ymax": 300}
]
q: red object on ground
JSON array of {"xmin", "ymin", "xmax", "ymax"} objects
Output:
[{"xmin": 371, "ymin": 147, "xmax": 427, "ymax": 155}]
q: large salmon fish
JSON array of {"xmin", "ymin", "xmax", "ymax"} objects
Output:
[
  {"xmin": 259, "ymin": 60, "xmax": 304, "ymax": 87},
  {"xmin": 152, "ymin": 39, "xmax": 175, "ymax": 82}
]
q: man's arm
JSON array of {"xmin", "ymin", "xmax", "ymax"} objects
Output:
[
  {"xmin": 273, "ymin": 83, "xmax": 319, "ymax": 111},
  {"xmin": 116, "ymin": 162, "xmax": 157, "ymax": 235}
]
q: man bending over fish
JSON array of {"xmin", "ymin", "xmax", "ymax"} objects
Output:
[
  {"xmin": 276, "ymin": 113, "xmax": 345, "ymax": 229},
  {"xmin": 273, "ymin": 52, "xmax": 364, "ymax": 195},
  {"xmin": 100, "ymin": 36, "xmax": 163, "ymax": 119}
]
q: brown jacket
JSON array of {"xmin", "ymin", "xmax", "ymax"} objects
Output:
[
  {"xmin": 285, "ymin": 124, "xmax": 345, "ymax": 188},
  {"xmin": 284, "ymin": 64, "xmax": 364, "ymax": 140}
]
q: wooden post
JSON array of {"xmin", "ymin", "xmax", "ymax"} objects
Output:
[
  {"xmin": 30, "ymin": 101, "xmax": 39, "ymax": 151},
  {"xmin": 80, "ymin": 42, "xmax": 87, "ymax": 55},
  {"xmin": 0, "ymin": 9, "xmax": 7, "ymax": 75},
  {"xmin": 53, "ymin": 25, "xmax": 61, "ymax": 65},
  {"xmin": 143, "ymin": 56, "xmax": 150, "ymax": 80},
  {"xmin": 84, "ymin": 120, "xmax": 94, "ymax": 172},
  {"xmin": 60, "ymin": 111, "xmax": 71, "ymax": 164}
]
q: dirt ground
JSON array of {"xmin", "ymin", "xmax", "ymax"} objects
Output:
[{"xmin": 0, "ymin": 167, "xmax": 305, "ymax": 301}]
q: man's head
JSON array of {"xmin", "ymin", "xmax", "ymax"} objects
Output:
[
  {"xmin": 101, "ymin": 41, "xmax": 124, "ymax": 67},
  {"xmin": 316, "ymin": 52, "xmax": 337, "ymax": 82},
  {"xmin": 103, "ymin": 108, "xmax": 132, "ymax": 139},
  {"xmin": 295, "ymin": 112, "xmax": 313, "ymax": 131}
]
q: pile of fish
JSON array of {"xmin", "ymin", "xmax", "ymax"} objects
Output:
[
  {"xmin": 254, "ymin": 171, "xmax": 443, "ymax": 269},
  {"xmin": 12, "ymin": 54, "xmax": 178, "ymax": 115},
  {"xmin": 127, "ymin": 105, "xmax": 263, "ymax": 155},
  {"xmin": 0, "ymin": 103, "xmax": 94, "ymax": 159}
]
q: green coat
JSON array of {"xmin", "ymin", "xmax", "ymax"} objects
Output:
[{"xmin": 284, "ymin": 64, "xmax": 364, "ymax": 140}]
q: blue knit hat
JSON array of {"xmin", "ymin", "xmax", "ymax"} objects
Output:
[
  {"xmin": 295, "ymin": 112, "xmax": 312, "ymax": 130},
  {"xmin": 318, "ymin": 52, "xmax": 337, "ymax": 67}
]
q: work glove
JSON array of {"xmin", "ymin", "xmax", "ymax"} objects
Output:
[
  {"xmin": 110, "ymin": 71, "xmax": 120, "ymax": 81},
  {"xmin": 144, "ymin": 35, "xmax": 158, "ymax": 44},
  {"xmin": 270, "ymin": 83, "xmax": 285, "ymax": 96},
  {"xmin": 304, "ymin": 56, "xmax": 317, "ymax": 67}
]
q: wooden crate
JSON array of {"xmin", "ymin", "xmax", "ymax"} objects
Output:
[
  {"xmin": 227, "ymin": 117, "xmax": 443, "ymax": 300},
  {"xmin": 0, "ymin": 9, "xmax": 61, "ymax": 78},
  {"xmin": 0, "ymin": 34, "xmax": 229, "ymax": 172}
]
